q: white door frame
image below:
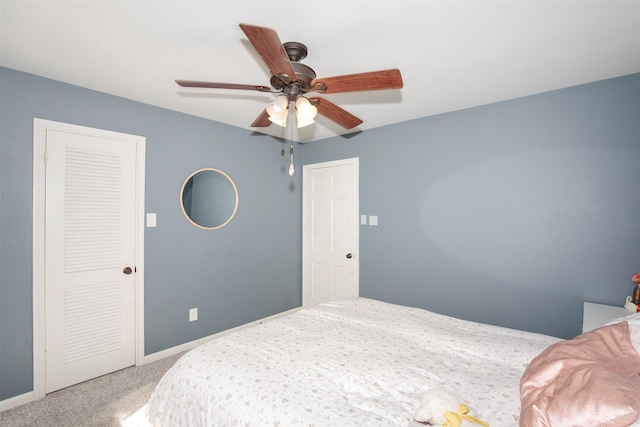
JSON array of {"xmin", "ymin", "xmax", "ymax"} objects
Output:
[
  {"xmin": 302, "ymin": 157, "xmax": 359, "ymax": 307},
  {"xmin": 32, "ymin": 118, "xmax": 146, "ymax": 400}
]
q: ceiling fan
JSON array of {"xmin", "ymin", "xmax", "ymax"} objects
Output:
[{"xmin": 176, "ymin": 23, "xmax": 404, "ymax": 131}]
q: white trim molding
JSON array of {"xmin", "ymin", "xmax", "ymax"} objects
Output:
[
  {"xmin": 0, "ymin": 392, "xmax": 34, "ymax": 413},
  {"xmin": 3, "ymin": 306, "xmax": 299, "ymax": 412},
  {"xmin": 144, "ymin": 307, "xmax": 301, "ymax": 364}
]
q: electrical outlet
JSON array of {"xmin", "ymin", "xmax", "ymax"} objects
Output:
[{"xmin": 189, "ymin": 308, "xmax": 198, "ymax": 322}]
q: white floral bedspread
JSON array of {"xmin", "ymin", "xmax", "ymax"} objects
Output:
[{"xmin": 146, "ymin": 298, "xmax": 559, "ymax": 427}]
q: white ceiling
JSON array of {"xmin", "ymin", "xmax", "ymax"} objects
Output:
[{"xmin": 2, "ymin": 1, "xmax": 639, "ymax": 142}]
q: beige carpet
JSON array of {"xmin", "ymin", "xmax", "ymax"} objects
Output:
[{"xmin": 0, "ymin": 352, "xmax": 185, "ymax": 427}]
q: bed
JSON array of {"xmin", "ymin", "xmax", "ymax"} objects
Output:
[{"xmin": 145, "ymin": 297, "xmax": 640, "ymax": 426}]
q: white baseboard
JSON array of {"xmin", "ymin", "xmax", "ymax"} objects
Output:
[
  {"xmin": 0, "ymin": 391, "xmax": 34, "ymax": 413},
  {"xmin": 143, "ymin": 307, "xmax": 301, "ymax": 364},
  {"xmin": 1, "ymin": 306, "xmax": 301, "ymax": 413}
]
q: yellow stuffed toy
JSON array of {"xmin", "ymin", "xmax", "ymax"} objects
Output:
[{"xmin": 413, "ymin": 388, "xmax": 489, "ymax": 427}]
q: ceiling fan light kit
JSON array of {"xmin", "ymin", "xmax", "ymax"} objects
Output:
[{"xmin": 263, "ymin": 95, "xmax": 317, "ymax": 128}]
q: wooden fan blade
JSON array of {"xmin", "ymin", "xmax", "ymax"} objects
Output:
[
  {"xmin": 251, "ymin": 109, "xmax": 271, "ymax": 127},
  {"xmin": 311, "ymin": 69, "xmax": 403, "ymax": 94},
  {"xmin": 310, "ymin": 97, "xmax": 363, "ymax": 129},
  {"xmin": 176, "ymin": 80, "xmax": 272, "ymax": 92},
  {"xmin": 239, "ymin": 23, "xmax": 297, "ymax": 82}
]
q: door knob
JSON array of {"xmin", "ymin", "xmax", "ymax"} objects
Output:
[
  {"xmin": 346, "ymin": 253, "xmax": 353, "ymax": 259},
  {"xmin": 123, "ymin": 266, "xmax": 133, "ymax": 275}
]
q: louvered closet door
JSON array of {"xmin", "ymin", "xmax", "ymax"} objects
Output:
[{"xmin": 45, "ymin": 129, "xmax": 136, "ymax": 393}]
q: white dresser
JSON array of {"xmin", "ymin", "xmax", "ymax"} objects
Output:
[{"xmin": 582, "ymin": 302, "xmax": 631, "ymax": 333}]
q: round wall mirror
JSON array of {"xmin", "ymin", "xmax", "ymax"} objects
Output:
[{"xmin": 180, "ymin": 168, "xmax": 238, "ymax": 230}]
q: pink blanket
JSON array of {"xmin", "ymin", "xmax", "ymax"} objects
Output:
[{"xmin": 520, "ymin": 321, "xmax": 640, "ymax": 427}]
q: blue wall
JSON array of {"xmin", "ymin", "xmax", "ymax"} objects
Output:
[
  {"xmin": 304, "ymin": 73, "xmax": 640, "ymax": 339},
  {"xmin": 0, "ymin": 67, "xmax": 302, "ymax": 400},
  {"xmin": 1, "ymin": 66, "xmax": 639, "ymax": 402}
]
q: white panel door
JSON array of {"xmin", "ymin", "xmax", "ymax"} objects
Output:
[
  {"xmin": 303, "ymin": 158, "xmax": 358, "ymax": 307},
  {"xmin": 44, "ymin": 129, "xmax": 137, "ymax": 393}
]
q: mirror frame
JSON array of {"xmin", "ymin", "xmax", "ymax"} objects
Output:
[{"xmin": 179, "ymin": 167, "xmax": 239, "ymax": 230}]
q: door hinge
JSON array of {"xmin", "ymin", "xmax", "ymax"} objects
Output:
[
  {"xmin": 44, "ymin": 351, "xmax": 48, "ymax": 365},
  {"xmin": 44, "ymin": 151, "xmax": 49, "ymax": 166}
]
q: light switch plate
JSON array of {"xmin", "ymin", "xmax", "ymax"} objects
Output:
[
  {"xmin": 146, "ymin": 213, "xmax": 156, "ymax": 227},
  {"xmin": 369, "ymin": 215, "xmax": 378, "ymax": 226},
  {"xmin": 361, "ymin": 215, "xmax": 367, "ymax": 225}
]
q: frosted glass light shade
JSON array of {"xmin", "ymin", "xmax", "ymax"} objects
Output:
[
  {"xmin": 296, "ymin": 117, "xmax": 315, "ymax": 128},
  {"xmin": 266, "ymin": 96, "xmax": 289, "ymax": 127},
  {"xmin": 268, "ymin": 115, "xmax": 287, "ymax": 127},
  {"xmin": 295, "ymin": 97, "xmax": 317, "ymax": 121}
]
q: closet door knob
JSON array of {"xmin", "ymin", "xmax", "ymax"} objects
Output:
[
  {"xmin": 123, "ymin": 266, "xmax": 133, "ymax": 275},
  {"xmin": 346, "ymin": 253, "xmax": 353, "ymax": 259}
]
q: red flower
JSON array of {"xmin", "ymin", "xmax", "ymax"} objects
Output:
[{"xmin": 633, "ymin": 273, "xmax": 640, "ymax": 284}]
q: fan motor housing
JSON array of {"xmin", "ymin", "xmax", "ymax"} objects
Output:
[{"xmin": 270, "ymin": 42, "xmax": 316, "ymax": 94}]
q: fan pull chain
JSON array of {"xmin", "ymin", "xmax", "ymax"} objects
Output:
[
  {"xmin": 280, "ymin": 112, "xmax": 285, "ymax": 156},
  {"xmin": 288, "ymin": 100, "xmax": 295, "ymax": 176},
  {"xmin": 289, "ymin": 143, "xmax": 295, "ymax": 176}
]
